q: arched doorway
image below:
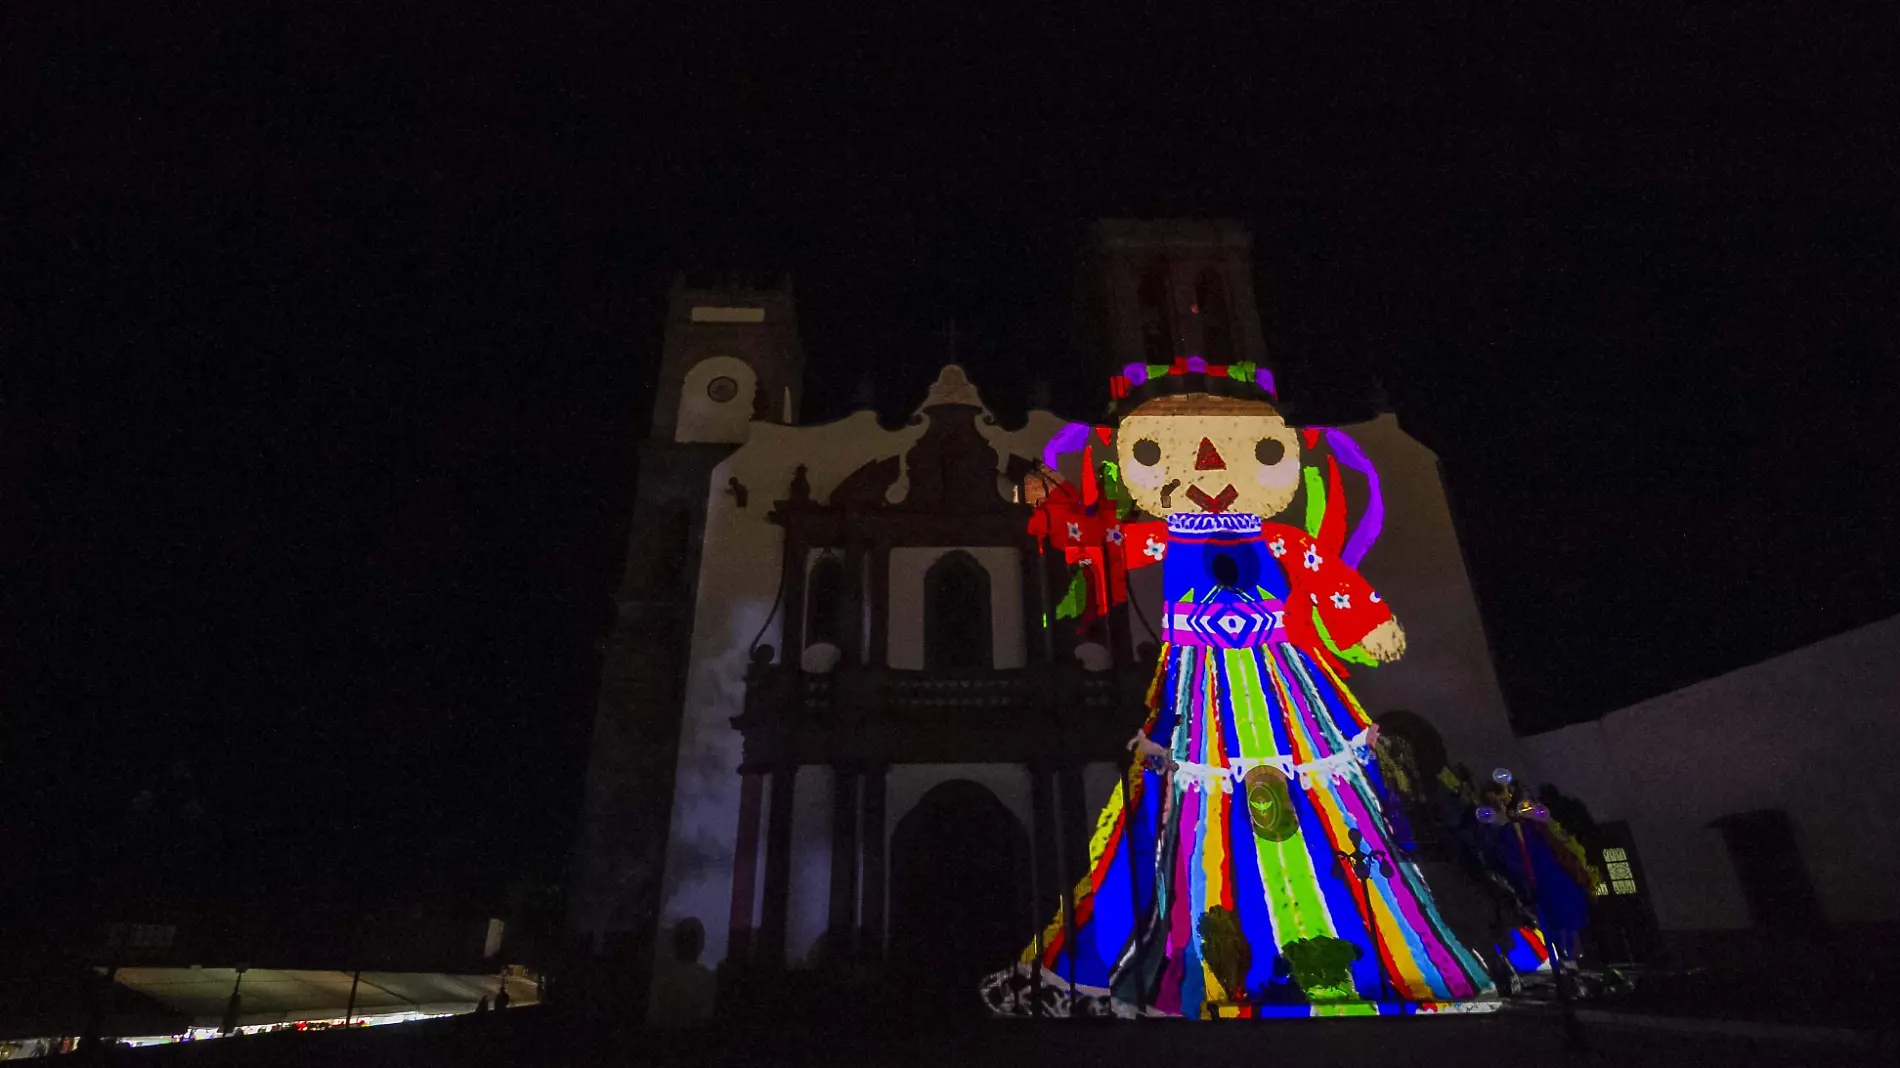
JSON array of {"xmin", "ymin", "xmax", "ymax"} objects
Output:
[
  {"xmin": 1375, "ymin": 708, "xmax": 1450, "ymax": 795},
  {"xmin": 1370, "ymin": 710, "xmax": 1512, "ymax": 972},
  {"xmin": 887, "ymin": 780, "xmax": 1030, "ymax": 1017}
]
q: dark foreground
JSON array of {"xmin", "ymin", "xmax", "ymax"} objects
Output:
[{"xmin": 80, "ymin": 1005, "xmax": 1897, "ymax": 1068}]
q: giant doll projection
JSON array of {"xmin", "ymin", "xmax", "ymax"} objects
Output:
[{"xmin": 986, "ymin": 360, "xmax": 1497, "ymax": 1018}]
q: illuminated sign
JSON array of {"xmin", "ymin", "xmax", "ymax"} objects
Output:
[{"xmin": 689, "ymin": 306, "xmax": 766, "ymax": 323}]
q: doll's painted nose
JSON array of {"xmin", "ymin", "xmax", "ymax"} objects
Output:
[{"xmin": 1195, "ymin": 438, "xmax": 1226, "ymax": 470}]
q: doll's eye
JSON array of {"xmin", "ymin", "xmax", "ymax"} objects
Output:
[
  {"xmin": 1132, "ymin": 439, "xmax": 1161, "ymax": 466},
  {"xmin": 1256, "ymin": 438, "xmax": 1286, "ymax": 465}
]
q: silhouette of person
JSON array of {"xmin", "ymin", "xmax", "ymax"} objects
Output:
[{"xmin": 649, "ymin": 917, "xmax": 715, "ymax": 1025}]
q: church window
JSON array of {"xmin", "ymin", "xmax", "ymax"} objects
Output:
[
  {"xmin": 924, "ymin": 551, "xmax": 992, "ymax": 671},
  {"xmin": 1137, "ymin": 263, "xmax": 1174, "ymax": 364},
  {"xmin": 806, "ymin": 555, "xmax": 849, "ymax": 649},
  {"xmin": 1601, "ymin": 848, "xmax": 1638, "ymax": 895},
  {"xmin": 707, "ymin": 375, "xmax": 739, "ymax": 403},
  {"xmin": 1194, "ymin": 269, "xmax": 1235, "ymax": 365}
]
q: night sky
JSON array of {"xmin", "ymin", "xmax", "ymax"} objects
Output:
[{"xmin": 9, "ymin": 7, "xmax": 1896, "ymax": 925}]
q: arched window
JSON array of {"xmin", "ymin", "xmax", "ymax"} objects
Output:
[
  {"xmin": 924, "ymin": 551, "xmax": 992, "ymax": 670},
  {"xmin": 1194, "ymin": 268, "xmax": 1235, "ymax": 365},
  {"xmin": 806, "ymin": 554, "xmax": 848, "ymax": 649},
  {"xmin": 1137, "ymin": 262, "xmax": 1174, "ymax": 365}
]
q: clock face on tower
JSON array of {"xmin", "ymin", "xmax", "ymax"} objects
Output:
[{"xmin": 706, "ymin": 375, "xmax": 739, "ymax": 403}]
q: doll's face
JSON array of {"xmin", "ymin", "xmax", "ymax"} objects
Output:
[{"xmin": 1117, "ymin": 394, "xmax": 1300, "ymax": 518}]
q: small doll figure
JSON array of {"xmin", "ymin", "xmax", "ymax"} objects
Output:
[{"xmin": 995, "ymin": 365, "xmax": 1495, "ymax": 1018}]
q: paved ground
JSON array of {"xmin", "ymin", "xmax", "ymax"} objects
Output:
[
  {"xmin": 99, "ymin": 1006, "xmax": 1897, "ymax": 1067},
  {"xmin": 798, "ymin": 1013, "xmax": 1888, "ymax": 1068}
]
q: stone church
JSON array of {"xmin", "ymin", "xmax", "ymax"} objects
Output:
[{"xmin": 571, "ymin": 220, "xmax": 1526, "ymax": 1021}]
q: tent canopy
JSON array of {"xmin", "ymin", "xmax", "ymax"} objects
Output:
[{"xmin": 112, "ymin": 968, "xmax": 536, "ymax": 1027}]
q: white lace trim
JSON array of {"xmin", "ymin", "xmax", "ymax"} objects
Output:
[
  {"xmin": 1170, "ymin": 728, "xmax": 1376, "ymax": 793},
  {"xmin": 1167, "ymin": 512, "xmax": 1263, "ymax": 535}
]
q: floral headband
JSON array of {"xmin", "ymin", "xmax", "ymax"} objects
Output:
[{"xmin": 1108, "ymin": 358, "xmax": 1278, "ymax": 420}]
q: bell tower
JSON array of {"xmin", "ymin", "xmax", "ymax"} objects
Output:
[
  {"xmin": 650, "ymin": 273, "xmax": 805, "ymax": 443},
  {"xmin": 1080, "ymin": 219, "xmax": 1272, "ymax": 378},
  {"xmin": 571, "ymin": 272, "xmax": 805, "ymax": 1015}
]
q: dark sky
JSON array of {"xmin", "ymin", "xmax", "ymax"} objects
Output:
[{"xmin": 8, "ymin": 6, "xmax": 1897, "ymax": 922}]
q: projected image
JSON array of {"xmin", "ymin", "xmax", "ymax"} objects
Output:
[{"xmin": 988, "ymin": 361, "xmax": 1497, "ymax": 1018}]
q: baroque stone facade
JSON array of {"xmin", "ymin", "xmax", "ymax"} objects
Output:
[{"xmin": 571, "ymin": 224, "xmax": 1524, "ymax": 1022}]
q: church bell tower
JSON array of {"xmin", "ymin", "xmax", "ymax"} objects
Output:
[
  {"xmin": 1079, "ymin": 219, "xmax": 1272, "ymax": 379},
  {"xmin": 649, "ymin": 273, "xmax": 805, "ymax": 442},
  {"xmin": 571, "ymin": 272, "xmax": 804, "ymax": 1011}
]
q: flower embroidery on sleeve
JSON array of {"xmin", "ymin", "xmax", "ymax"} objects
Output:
[
  {"xmin": 1302, "ymin": 546, "xmax": 1322, "ymax": 572},
  {"xmin": 1369, "ymin": 590, "xmax": 1382, "ymax": 604},
  {"xmin": 1330, "ymin": 592, "xmax": 1351, "ymax": 609},
  {"xmin": 1106, "ymin": 525, "xmax": 1124, "ymax": 544},
  {"xmin": 1066, "ymin": 521, "xmax": 1082, "ymax": 542},
  {"xmin": 1268, "ymin": 537, "xmax": 1287, "ymax": 558},
  {"xmin": 1143, "ymin": 537, "xmax": 1166, "ymax": 561}
]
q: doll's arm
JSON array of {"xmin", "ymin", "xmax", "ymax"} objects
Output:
[
  {"xmin": 1118, "ymin": 520, "xmax": 1169, "ymax": 571},
  {"xmin": 1267, "ymin": 523, "xmax": 1403, "ymax": 663}
]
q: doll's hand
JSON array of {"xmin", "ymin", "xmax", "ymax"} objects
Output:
[
  {"xmin": 1359, "ymin": 619, "xmax": 1407, "ymax": 663},
  {"xmin": 1128, "ymin": 732, "xmax": 1177, "ymax": 772}
]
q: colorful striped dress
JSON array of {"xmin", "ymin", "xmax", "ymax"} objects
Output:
[{"xmin": 1002, "ymin": 513, "xmax": 1497, "ymax": 1018}]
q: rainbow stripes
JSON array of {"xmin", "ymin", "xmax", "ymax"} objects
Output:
[{"xmin": 1009, "ymin": 641, "xmax": 1496, "ymax": 1018}]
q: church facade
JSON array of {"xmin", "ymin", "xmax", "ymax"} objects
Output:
[{"xmin": 571, "ymin": 221, "xmax": 1525, "ymax": 1021}]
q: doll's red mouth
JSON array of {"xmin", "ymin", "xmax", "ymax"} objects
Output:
[{"xmin": 1186, "ymin": 484, "xmax": 1238, "ymax": 513}]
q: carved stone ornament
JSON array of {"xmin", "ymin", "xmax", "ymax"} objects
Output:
[{"xmin": 915, "ymin": 364, "xmax": 988, "ymax": 414}]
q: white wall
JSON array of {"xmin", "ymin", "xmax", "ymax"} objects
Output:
[
  {"xmin": 650, "ymin": 392, "xmax": 1054, "ymax": 1013},
  {"xmin": 1524, "ymin": 615, "xmax": 1900, "ymax": 931},
  {"xmin": 652, "ymin": 410, "xmax": 927, "ymax": 995},
  {"xmin": 675, "ymin": 355, "xmax": 759, "ymax": 444},
  {"xmin": 1332, "ymin": 414, "xmax": 1523, "ymax": 776}
]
